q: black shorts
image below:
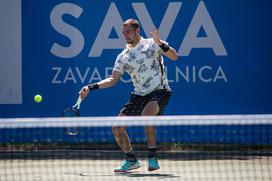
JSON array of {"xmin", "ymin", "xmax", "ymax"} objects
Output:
[{"xmin": 120, "ymin": 89, "xmax": 172, "ymax": 116}]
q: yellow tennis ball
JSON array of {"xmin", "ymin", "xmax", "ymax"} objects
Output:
[{"xmin": 34, "ymin": 95, "xmax": 42, "ymax": 103}]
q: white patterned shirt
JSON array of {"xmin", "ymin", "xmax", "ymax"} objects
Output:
[{"xmin": 113, "ymin": 37, "xmax": 170, "ymax": 96}]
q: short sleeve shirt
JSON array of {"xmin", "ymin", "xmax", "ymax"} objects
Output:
[{"xmin": 113, "ymin": 37, "xmax": 170, "ymax": 96}]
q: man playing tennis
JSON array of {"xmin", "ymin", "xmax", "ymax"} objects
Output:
[{"xmin": 79, "ymin": 19, "xmax": 178, "ymax": 172}]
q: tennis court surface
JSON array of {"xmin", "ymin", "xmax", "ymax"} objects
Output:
[{"xmin": 0, "ymin": 115, "xmax": 271, "ymax": 180}]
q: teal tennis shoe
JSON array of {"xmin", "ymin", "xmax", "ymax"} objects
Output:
[
  {"xmin": 147, "ymin": 157, "xmax": 160, "ymax": 171},
  {"xmin": 114, "ymin": 160, "xmax": 141, "ymax": 173}
]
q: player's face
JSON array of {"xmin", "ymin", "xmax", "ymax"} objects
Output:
[{"xmin": 122, "ymin": 25, "xmax": 139, "ymax": 44}]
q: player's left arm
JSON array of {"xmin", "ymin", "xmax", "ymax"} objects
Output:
[
  {"xmin": 150, "ymin": 27, "xmax": 178, "ymax": 61},
  {"xmin": 159, "ymin": 43, "xmax": 178, "ymax": 61}
]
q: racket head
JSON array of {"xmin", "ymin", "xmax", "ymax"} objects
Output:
[
  {"xmin": 62, "ymin": 96, "xmax": 82, "ymax": 135},
  {"xmin": 63, "ymin": 108, "xmax": 79, "ymax": 135},
  {"xmin": 63, "ymin": 107, "xmax": 80, "ymax": 117},
  {"xmin": 62, "ymin": 107, "xmax": 80, "ymax": 135}
]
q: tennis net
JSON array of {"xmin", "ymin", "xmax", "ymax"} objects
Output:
[{"xmin": 0, "ymin": 115, "xmax": 271, "ymax": 181}]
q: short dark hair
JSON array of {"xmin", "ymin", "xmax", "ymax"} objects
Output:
[{"xmin": 123, "ymin": 19, "xmax": 140, "ymax": 30}]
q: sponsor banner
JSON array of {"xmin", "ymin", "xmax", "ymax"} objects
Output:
[{"xmin": 0, "ymin": 0, "xmax": 272, "ymax": 117}]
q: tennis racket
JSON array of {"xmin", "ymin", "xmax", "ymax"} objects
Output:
[{"xmin": 63, "ymin": 96, "xmax": 82, "ymax": 135}]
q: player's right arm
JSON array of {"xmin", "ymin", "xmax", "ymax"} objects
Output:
[{"xmin": 79, "ymin": 70, "xmax": 122, "ymax": 99}]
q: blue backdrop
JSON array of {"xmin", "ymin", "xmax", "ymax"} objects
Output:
[{"xmin": 0, "ymin": 0, "xmax": 272, "ymax": 117}]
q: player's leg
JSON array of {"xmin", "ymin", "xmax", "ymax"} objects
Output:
[
  {"xmin": 141, "ymin": 100, "xmax": 159, "ymax": 148},
  {"xmin": 112, "ymin": 106, "xmax": 142, "ymax": 172},
  {"xmin": 142, "ymin": 89, "xmax": 172, "ymax": 146},
  {"xmin": 113, "ymin": 93, "xmax": 146, "ymax": 155},
  {"xmin": 112, "ymin": 113, "xmax": 131, "ymax": 153},
  {"xmin": 141, "ymin": 89, "xmax": 172, "ymax": 171},
  {"xmin": 141, "ymin": 100, "xmax": 161, "ymax": 171}
]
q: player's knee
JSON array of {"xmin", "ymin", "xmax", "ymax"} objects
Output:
[
  {"xmin": 149, "ymin": 101, "xmax": 159, "ymax": 107},
  {"xmin": 142, "ymin": 101, "xmax": 160, "ymax": 115}
]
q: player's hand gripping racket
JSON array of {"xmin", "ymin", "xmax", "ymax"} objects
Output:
[{"xmin": 63, "ymin": 96, "xmax": 82, "ymax": 135}]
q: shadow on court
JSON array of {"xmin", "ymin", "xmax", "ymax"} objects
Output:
[
  {"xmin": 63, "ymin": 171, "xmax": 180, "ymax": 180},
  {"xmin": 118, "ymin": 172, "xmax": 180, "ymax": 179}
]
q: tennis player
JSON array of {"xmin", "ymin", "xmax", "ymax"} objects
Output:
[{"xmin": 79, "ymin": 19, "xmax": 178, "ymax": 172}]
